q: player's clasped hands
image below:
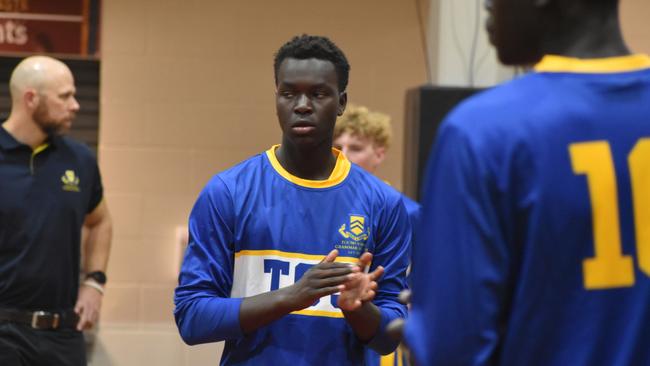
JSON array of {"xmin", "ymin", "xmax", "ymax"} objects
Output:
[
  {"xmin": 283, "ymin": 249, "xmax": 358, "ymax": 310},
  {"xmin": 283, "ymin": 249, "xmax": 384, "ymax": 312},
  {"xmin": 337, "ymin": 251, "xmax": 384, "ymax": 311}
]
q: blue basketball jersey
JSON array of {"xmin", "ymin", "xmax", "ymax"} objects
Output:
[
  {"xmin": 406, "ymin": 55, "xmax": 650, "ymax": 366},
  {"xmin": 175, "ymin": 146, "xmax": 411, "ymax": 365}
]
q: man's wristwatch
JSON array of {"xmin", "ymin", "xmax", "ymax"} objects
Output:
[{"xmin": 85, "ymin": 271, "xmax": 107, "ymax": 285}]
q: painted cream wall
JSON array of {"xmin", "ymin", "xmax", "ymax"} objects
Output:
[
  {"xmin": 96, "ymin": 1, "xmax": 427, "ymax": 365},
  {"xmin": 433, "ymin": 0, "xmax": 513, "ymax": 87}
]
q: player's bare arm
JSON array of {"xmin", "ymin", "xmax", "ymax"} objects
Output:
[{"xmin": 239, "ymin": 249, "xmax": 358, "ymax": 334}]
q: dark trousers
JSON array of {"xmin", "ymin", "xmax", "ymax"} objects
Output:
[{"xmin": 0, "ymin": 321, "xmax": 86, "ymax": 366}]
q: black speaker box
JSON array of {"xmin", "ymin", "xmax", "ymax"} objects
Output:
[{"xmin": 403, "ymin": 85, "xmax": 483, "ymax": 200}]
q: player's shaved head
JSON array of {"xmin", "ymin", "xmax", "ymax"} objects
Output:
[
  {"xmin": 486, "ymin": 0, "xmax": 625, "ymax": 65},
  {"xmin": 9, "ymin": 56, "xmax": 71, "ymax": 102}
]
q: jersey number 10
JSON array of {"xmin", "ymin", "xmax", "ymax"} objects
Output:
[{"xmin": 570, "ymin": 139, "xmax": 649, "ymax": 290}]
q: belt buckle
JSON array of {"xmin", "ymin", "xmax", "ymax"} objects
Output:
[{"xmin": 31, "ymin": 311, "xmax": 59, "ymax": 329}]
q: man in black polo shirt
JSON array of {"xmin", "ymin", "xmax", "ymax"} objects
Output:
[{"xmin": 0, "ymin": 56, "xmax": 112, "ymax": 365}]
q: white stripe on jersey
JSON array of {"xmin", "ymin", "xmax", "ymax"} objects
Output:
[{"xmin": 232, "ymin": 250, "xmax": 358, "ymax": 318}]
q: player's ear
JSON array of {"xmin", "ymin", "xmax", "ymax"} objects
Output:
[
  {"xmin": 374, "ymin": 145, "xmax": 386, "ymax": 165},
  {"xmin": 337, "ymin": 91, "xmax": 347, "ymax": 116}
]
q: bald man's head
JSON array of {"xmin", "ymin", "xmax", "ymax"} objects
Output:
[
  {"xmin": 9, "ymin": 56, "xmax": 71, "ymax": 101},
  {"xmin": 8, "ymin": 56, "xmax": 80, "ymax": 136}
]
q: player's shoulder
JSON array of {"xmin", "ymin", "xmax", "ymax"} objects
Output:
[
  {"xmin": 219, "ymin": 152, "xmax": 266, "ymax": 179},
  {"xmin": 400, "ymin": 193, "xmax": 421, "ymax": 217},
  {"xmin": 347, "ymin": 165, "xmax": 405, "ymax": 208},
  {"xmin": 447, "ymin": 73, "xmax": 551, "ymax": 132},
  {"xmin": 438, "ymin": 73, "xmax": 555, "ymax": 157},
  {"xmin": 202, "ymin": 152, "xmax": 266, "ymax": 192}
]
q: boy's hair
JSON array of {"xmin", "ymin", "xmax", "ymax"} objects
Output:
[
  {"xmin": 334, "ymin": 105, "xmax": 392, "ymax": 149},
  {"xmin": 274, "ymin": 34, "xmax": 350, "ymax": 92}
]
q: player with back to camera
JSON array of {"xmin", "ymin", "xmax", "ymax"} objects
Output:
[
  {"xmin": 404, "ymin": 0, "xmax": 650, "ymax": 365},
  {"xmin": 174, "ymin": 34, "xmax": 411, "ymax": 365}
]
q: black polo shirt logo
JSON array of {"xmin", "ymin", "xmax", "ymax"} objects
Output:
[{"xmin": 61, "ymin": 170, "xmax": 81, "ymax": 192}]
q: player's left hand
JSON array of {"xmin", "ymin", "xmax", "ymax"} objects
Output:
[
  {"xmin": 337, "ymin": 252, "xmax": 384, "ymax": 311},
  {"xmin": 74, "ymin": 283, "xmax": 103, "ymax": 331}
]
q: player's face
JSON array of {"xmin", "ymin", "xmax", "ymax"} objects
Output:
[
  {"xmin": 333, "ymin": 132, "xmax": 385, "ymax": 174},
  {"xmin": 485, "ymin": 0, "xmax": 545, "ymax": 65},
  {"xmin": 33, "ymin": 69, "xmax": 80, "ymax": 136},
  {"xmin": 275, "ymin": 58, "xmax": 346, "ymax": 148}
]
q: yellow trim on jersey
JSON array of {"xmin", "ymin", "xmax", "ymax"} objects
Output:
[
  {"xmin": 235, "ymin": 249, "xmax": 358, "ymax": 264},
  {"xmin": 32, "ymin": 143, "xmax": 49, "ymax": 155},
  {"xmin": 380, "ymin": 346, "xmax": 406, "ymax": 365},
  {"xmin": 535, "ymin": 54, "xmax": 650, "ymax": 74},
  {"xmin": 291, "ymin": 309, "xmax": 344, "ymax": 318},
  {"xmin": 30, "ymin": 143, "xmax": 49, "ymax": 174},
  {"xmin": 380, "ymin": 352, "xmax": 395, "ymax": 366},
  {"xmin": 265, "ymin": 145, "xmax": 351, "ymax": 188}
]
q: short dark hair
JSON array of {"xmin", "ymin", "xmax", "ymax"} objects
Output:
[{"xmin": 274, "ymin": 34, "xmax": 350, "ymax": 92}]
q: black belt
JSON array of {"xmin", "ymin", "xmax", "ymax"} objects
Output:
[{"xmin": 0, "ymin": 308, "xmax": 79, "ymax": 330}]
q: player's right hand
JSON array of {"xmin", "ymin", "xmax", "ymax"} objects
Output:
[{"xmin": 283, "ymin": 249, "xmax": 359, "ymax": 311}]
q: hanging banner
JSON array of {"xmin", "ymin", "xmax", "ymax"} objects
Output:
[{"xmin": 0, "ymin": 0, "xmax": 100, "ymax": 57}]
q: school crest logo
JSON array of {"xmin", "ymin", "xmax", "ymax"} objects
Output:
[
  {"xmin": 336, "ymin": 215, "xmax": 368, "ymax": 257},
  {"xmin": 61, "ymin": 170, "xmax": 80, "ymax": 192},
  {"xmin": 339, "ymin": 215, "xmax": 368, "ymax": 241}
]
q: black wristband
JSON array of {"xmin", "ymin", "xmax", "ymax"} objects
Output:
[{"xmin": 85, "ymin": 271, "xmax": 107, "ymax": 285}]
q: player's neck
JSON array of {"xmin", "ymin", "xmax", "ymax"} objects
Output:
[
  {"xmin": 541, "ymin": 13, "xmax": 630, "ymax": 59},
  {"xmin": 275, "ymin": 139, "xmax": 337, "ymax": 181}
]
